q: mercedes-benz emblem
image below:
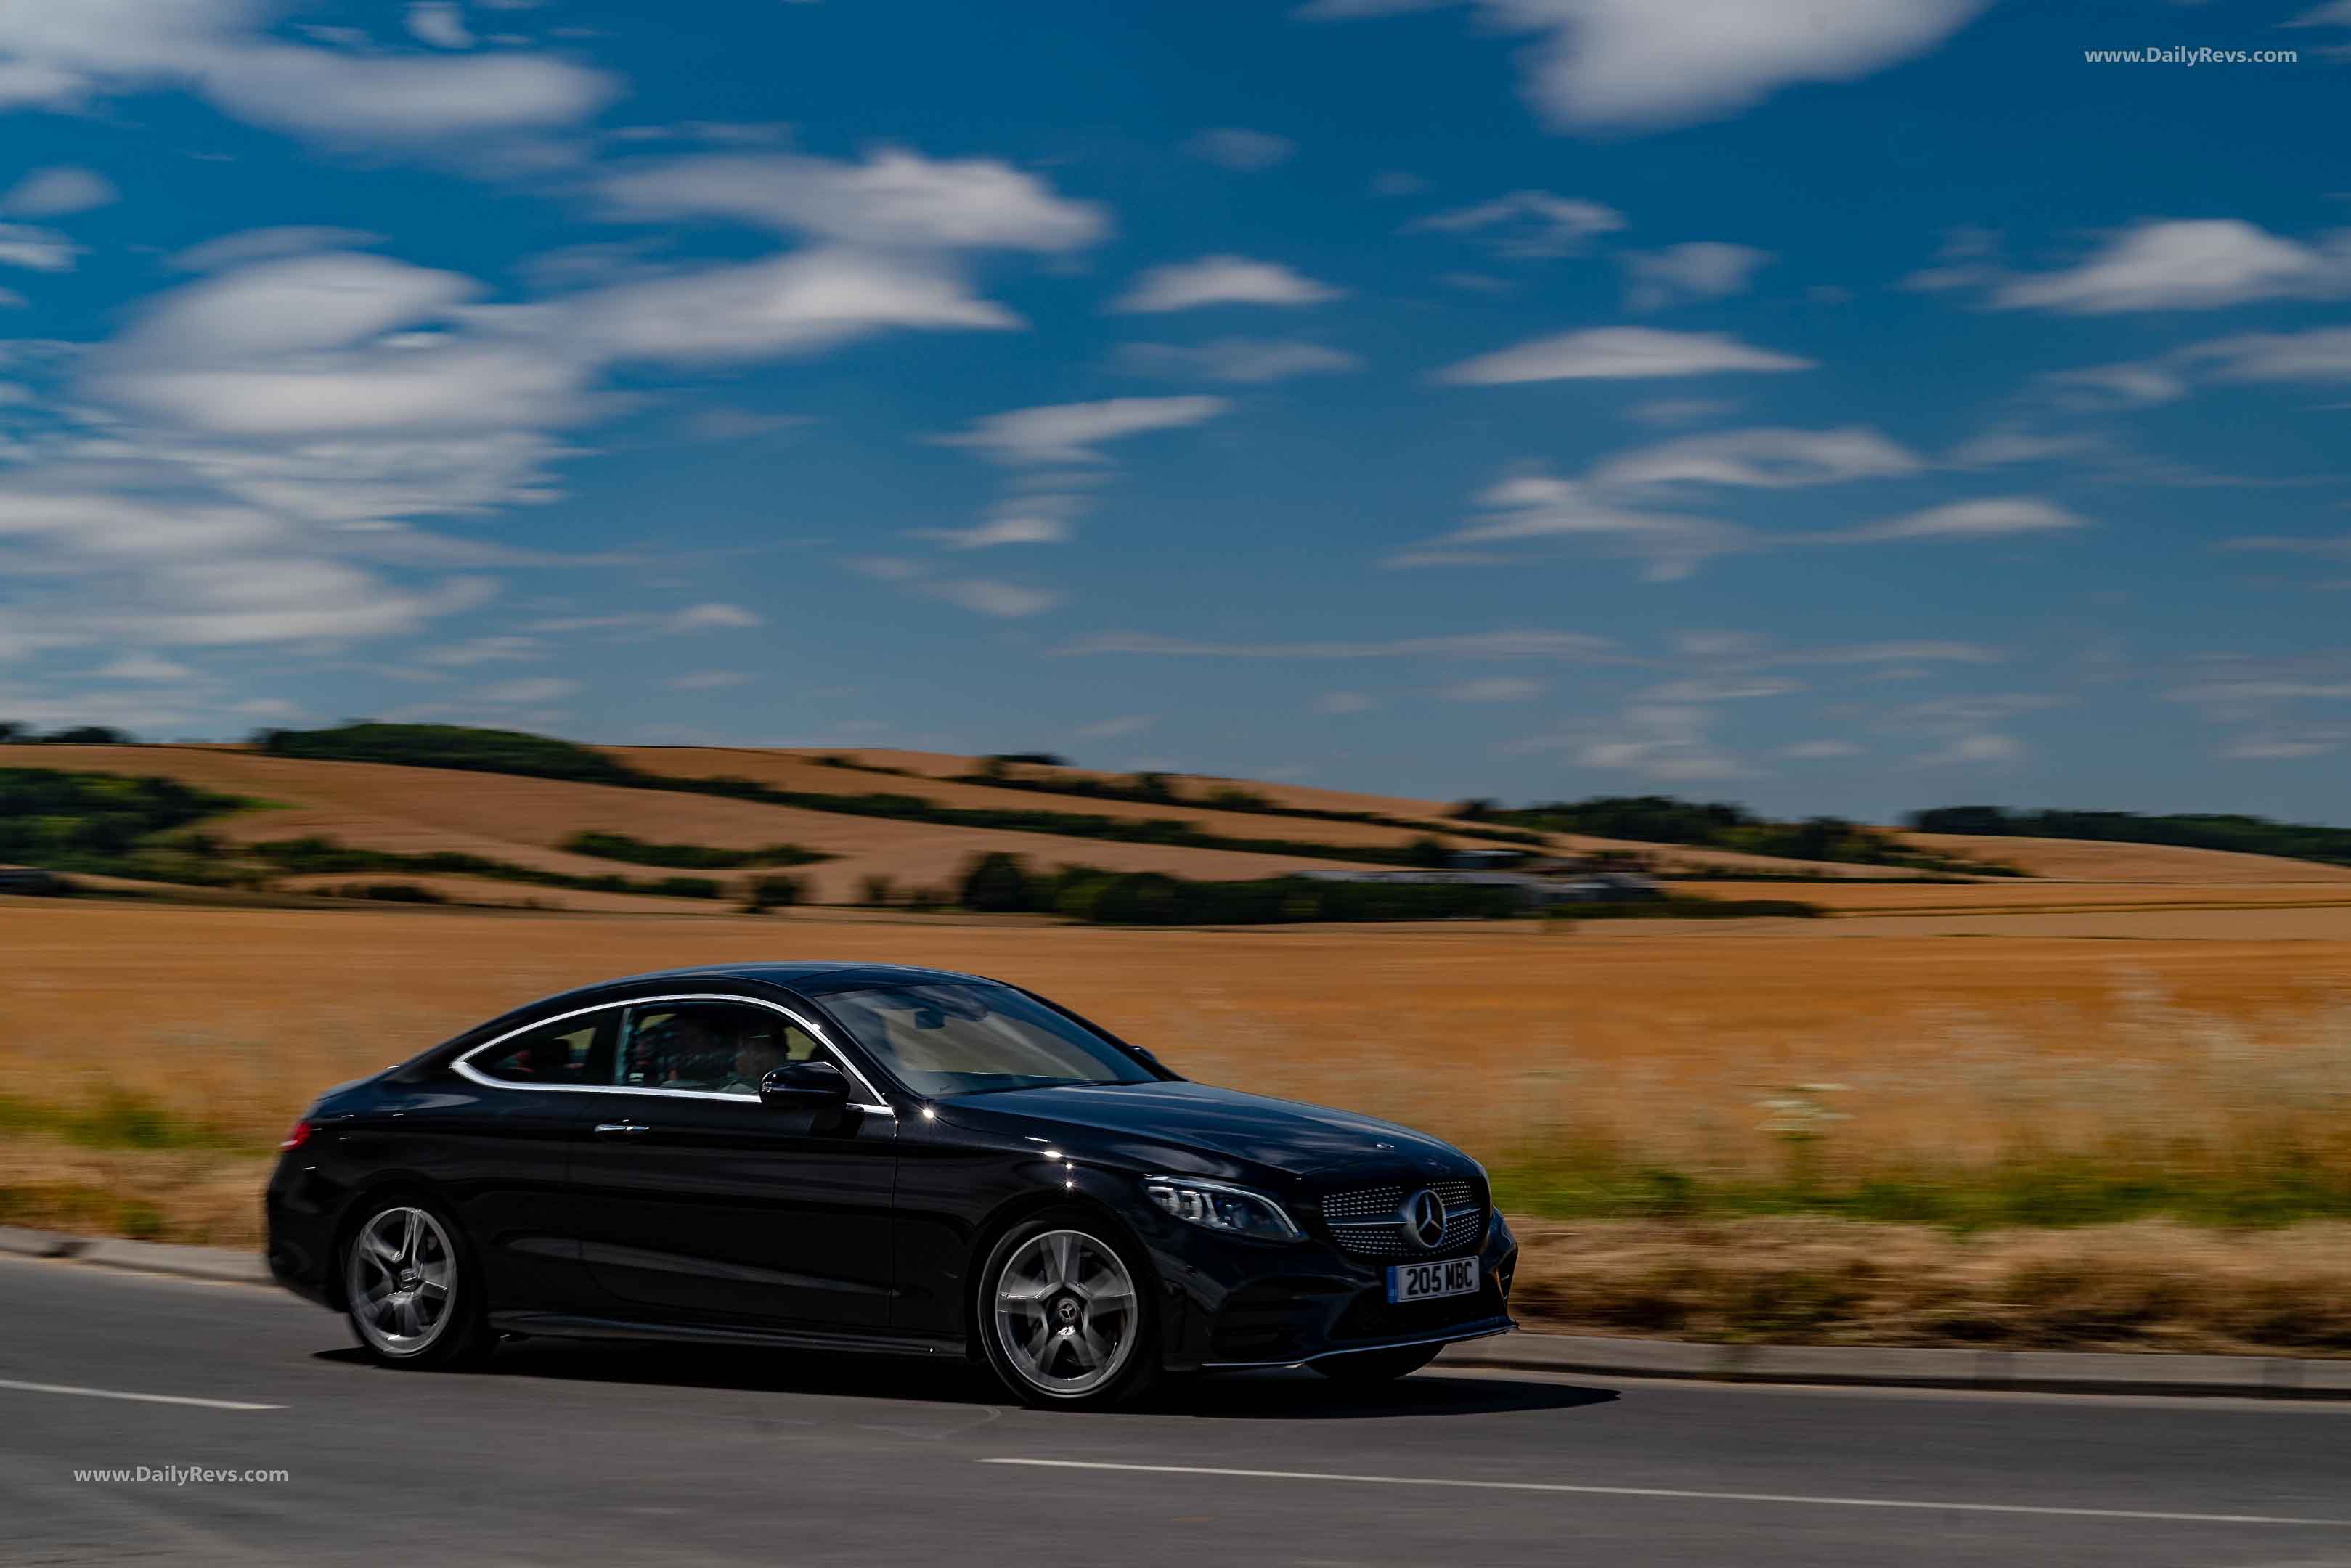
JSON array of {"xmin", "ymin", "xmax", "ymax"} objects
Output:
[{"xmin": 1403, "ymin": 1188, "xmax": 1446, "ymax": 1250}]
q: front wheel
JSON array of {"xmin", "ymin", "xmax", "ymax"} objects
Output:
[
  {"xmin": 977, "ymin": 1212, "xmax": 1157, "ymax": 1410},
  {"xmin": 1310, "ymin": 1342, "xmax": 1443, "ymax": 1384},
  {"xmin": 341, "ymin": 1196, "xmax": 492, "ymax": 1369}
]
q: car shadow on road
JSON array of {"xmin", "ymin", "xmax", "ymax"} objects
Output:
[{"xmin": 313, "ymin": 1341, "xmax": 1615, "ymax": 1420}]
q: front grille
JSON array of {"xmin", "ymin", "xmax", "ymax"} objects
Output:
[{"xmin": 1321, "ymin": 1178, "xmax": 1482, "ymax": 1259}]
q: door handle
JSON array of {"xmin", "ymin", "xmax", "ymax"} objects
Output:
[{"xmin": 593, "ymin": 1122, "xmax": 650, "ymax": 1136}]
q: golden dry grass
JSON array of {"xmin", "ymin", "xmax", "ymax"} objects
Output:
[
  {"xmin": 1512, "ymin": 1217, "xmax": 2351, "ymax": 1351},
  {"xmin": 7, "ymin": 899, "xmax": 2351, "ymax": 1349},
  {"xmin": 20, "ymin": 744, "xmax": 1380, "ymax": 902},
  {"xmin": 7, "ymin": 898, "xmax": 2349, "ymax": 1172},
  {"xmin": 1903, "ymin": 831, "xmax": 2351, "ymax": 884}
]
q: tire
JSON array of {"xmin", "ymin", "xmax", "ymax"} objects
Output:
[
  {"xmin": 341, "ymin": 1193, "xmax": 494, "ymax": 1370},
  {"xmin": 976, "ymin": 1209, "xmax": 1158, "ymax": 1410},
  {"xmin": 1310, "ymin": 1342, "xmax": 1443, "ymax": 1384}
]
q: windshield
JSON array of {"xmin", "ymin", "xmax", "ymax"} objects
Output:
[{"xmin": 817, "ymin": 980, "xmax": 1157, "ymax": 1098}]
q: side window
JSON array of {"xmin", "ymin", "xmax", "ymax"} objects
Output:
[
  {"xmin": 470, "ymin": 1014, "xmax": 614, "ymax": 1086},
  {"xmin": 621, "ymin": 1002, "xmax": 824, "ymax": 1098}
]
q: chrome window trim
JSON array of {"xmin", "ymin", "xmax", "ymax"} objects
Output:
[{"xmin": 451, "ymin": 992, "xmax": 895, "ymax": 1115}]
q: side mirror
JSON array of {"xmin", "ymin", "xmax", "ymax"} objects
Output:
[{"xmin": 759, "ymin": 1059, "xmax": 850, "ymax": 1112}]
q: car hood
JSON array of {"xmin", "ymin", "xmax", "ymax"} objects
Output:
[{"xmin": 932, "ymin": 1079, "xmax": 1473, "ymax": 1183}]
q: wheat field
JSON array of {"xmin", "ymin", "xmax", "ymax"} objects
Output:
[
  {"xmin": 9, "ymin": 897, "xmax": 2351, "ymax": 1347},
  {"xmin": 7, "ymin": 897, "xmax": 2348, "ymax": 1173}
]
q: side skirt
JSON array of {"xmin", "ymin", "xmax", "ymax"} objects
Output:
[{"xmin": 489, "ymin": 1311, "xmax": 965, "ymax": 1359}]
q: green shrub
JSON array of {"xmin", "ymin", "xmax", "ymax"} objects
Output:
[
  {"xmin": 258, "ymin": 722, "xmax": 637, "ymax": 784},
  {"xmin": 740, "ymin": 873, "xmax": 803, "ymax": 912},
  {"xmin": 958, "ymin": 852, "xmax": 1035, "ymax": 912},
  {"xmin": 563, "ymin": 830, "xmax": 828, "ymax": 869}
]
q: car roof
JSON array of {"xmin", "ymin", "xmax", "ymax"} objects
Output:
[{"xmin": 593, "ymin": 961, "xmax": 989, "ymax": 995}]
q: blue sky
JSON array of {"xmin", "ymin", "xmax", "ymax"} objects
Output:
[{"xmin": 1, "ymin": 0, "xmax": 2348, "ymax": 820}]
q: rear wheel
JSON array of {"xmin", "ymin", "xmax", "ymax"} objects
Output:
[
  {"xmin": 978, "ymin": 1212, "xmax": 1157, "ymax": 1410},
  {"xmin": 341, "ymin": 1196, "xmax": 492, "ymax": 1369},
  {"xmin": 1310, "ymin": 1342, "xmax": 1443, "ymax": 1384}
]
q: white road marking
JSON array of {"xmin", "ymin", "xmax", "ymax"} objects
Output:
[
  {"xmin": 979, "ymin": 1459, "xmax": 2351, "ymax": 1529},
  {"xmin": 0, "ymin": 1377, "xmax": 281, "ymax": 1412}
]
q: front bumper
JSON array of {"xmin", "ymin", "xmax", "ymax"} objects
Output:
[{"xmin": 1146, "ymin": 1205, "xmax": 1519, "ymax": 1371}]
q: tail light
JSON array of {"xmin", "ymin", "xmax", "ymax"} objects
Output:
[{"xmin": 278, "ymin": 1119, "xmax": 313, "ymax": 1152}]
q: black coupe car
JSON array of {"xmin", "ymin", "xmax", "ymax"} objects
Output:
[{"xmin": 265, "ymin": 963, "xmax": 1517, "ymax": 1408}]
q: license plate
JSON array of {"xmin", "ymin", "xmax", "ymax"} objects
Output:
[{"xmin": 1387, "ymin": 1257, "xmax": 1478, "ymax": 1304}]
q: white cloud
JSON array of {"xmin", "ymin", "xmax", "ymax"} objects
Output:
[
  {"xmin": 921, "ymin": 578, "xmax": 1062, "ymax": 618},
  {"xmin": 407, "ymin": 2, "xmax": 474, "ymax": 49},
  {"xmin": 168, "ymin": 226, "xmax": 386, "ymax": 272},
  {"xmin": 669, "ymin": 602, "xmax": 759, "ymax": 631},
  {"xmin": 1066, "ymin": 629, "xmax": 1613, "ymax": 660},
  {"xmin": 669, "ymin": 671, "xmax": 751, "ymax": 690},
  {"xmin": 1111, "ymin": 255, "xmax": 1342, "ymax": 313},
  {"xmin": 1643, "ymin": 676, "xmax": 1798, "ymax": 701},
  {"xmin": 1076, "ymin": 714, "xmax": 1155, "ymax": 738},
  {"xmin": 1994, "ymin": 220, "xmax": 2351, "ymax": 313},
  {"xmin": 0, "ymin": 0, "xmax": 616, "ymax": 152},
  {"xmin": 1545, "ymin": 703, "xmax": 1751, "ymax": 780},
  {"xmin": 93, "ymin": 653, "xmax": 193, "ymax": 681},
  {"xmin": 1185, "ymin": 127, "xmax": 1295, "ymax": 170},
  {"xmin": 1441, "ymin": 677, "xmax": 1546, "ymax": 702},
  {"xmin": 1621, "ymin": 242, "xmax": 1771, "ymax": 311},
  {"xmin": 931, "ymin": 396, "xmax": 1231, "ymax": 465},
  {"xmin": 2181, "ymin": 327, "xmax": 2351, "ymax": 383},
  {"xmin": 1310, "ymin": 0, "xmax": 1989, "ymax": 132},
  {"xmin": 0, "ymin": 222, "xmax": 76, "ymax": 271},
  {"xmin": 918, "ymin": 493, "xmax": 1088, "ymax": 548},
  {"xmin": 1841, "ymin": 497, "xmax": 2090, "ymax": 542},
  {"xmin": 1437, "ymin": 326, "xmax": 1814, "ymax": 384},
  {"xmin": 576, "ymin": 248, "xmax": 1022, "ymax": 364},
  {"xmin": 596, "ymin": 150, "xmax": 1109, "ymax": 253},
  {"xmin": 1592, "ymin": 425, "xmax": 1919, "ymax": 489},
  {"xmin": 2039, "ymin": 360, "xmax": 2188, "ymax": 410},
  {"xmin": 422, "ymin": 635, "xmax": 541, "ymax": 666},
  {"xmin": 1779, "ymin": 739, "xmax": 1861, "ymax": 759},
  {"xmin": 1943, "ymin": 427, "xmax": 2106, "ymax": 468},
  {"xmin": 1316, "ymin": 690, "xmax": 1377, "ymax": 713},
  {"xmin": 1407, "ymin": 190, "xmax": 1626, "ymax": 257},
  {"xmin": 1119, "ymin": 337, "xmax": 1361, "ymax": 383},
  {"xmin": 1, "ymin": 165, "xmax": 115, "ymax": 216},
  {"xmin": 1414, "ymin": 471, "xmax": 1745, "ymax": 580},
  {"xmin": 1918, "ymin": 732, "xmax": 2026, "ymax": 766}
]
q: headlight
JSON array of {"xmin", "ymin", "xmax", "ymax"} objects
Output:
[{"xmin": 1142, "ymin": 1176, "xmax": 1301, "ymax": 1242}]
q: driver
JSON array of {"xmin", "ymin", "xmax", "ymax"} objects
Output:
[{"xmin": 719, "ymin": 1026, "xmax": 791, "ymax": 1095}]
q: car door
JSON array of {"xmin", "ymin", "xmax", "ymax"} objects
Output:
[
  {"xmin": 427, "ymin": 1005, "xmax": 624, "ymax": 1314},
  {"xmin": 568, "ymin": 995, "xmax": 900, "ymax": 1331}
]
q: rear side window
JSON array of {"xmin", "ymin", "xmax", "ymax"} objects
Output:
[
  {"xmin": 622, "ymin": 1001, "xmax": 823, "ymax": 1097},
  {"xmin": 470, "ymin": 1014, "xmax": 614, "ymax": 1086}
]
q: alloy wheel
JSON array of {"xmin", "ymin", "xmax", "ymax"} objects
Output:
[
  {"xmin": 346, "ymin": 1206, "xmax": 459, "ymax": 1357},
  {"xmin": 990, "ymin": 1228, "xmax": 1140, "ymax": 1397}
]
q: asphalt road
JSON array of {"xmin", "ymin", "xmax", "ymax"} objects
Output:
[{"xmin": 7, "ymin": 1256, "xmax": 2350, "ymax": 1568}]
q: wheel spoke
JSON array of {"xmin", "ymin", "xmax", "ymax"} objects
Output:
[
  {"xmin": 399, "ymin": 1210, "xmax": 420, "ymax": 1266},
  {"xmin": 1075, "ymin": 1324, "xmax": 1111, "ymax": 1370},
  {"xmin": 1088, "ymin": 1284, "xmax": 1135, "ymax": 1312}
]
